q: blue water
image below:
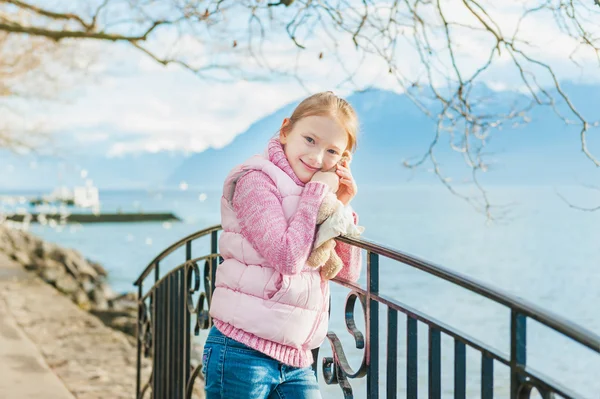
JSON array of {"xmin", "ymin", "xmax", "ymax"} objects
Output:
[{"xmin": 3, "ymin": 186, "xmax": 599, "ymax": 398}]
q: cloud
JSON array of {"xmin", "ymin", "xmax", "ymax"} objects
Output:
[
  {"xmin": 76, "ymin": 132, "xmax": 109, "ymax": 143},
  {"xmin": 31, "ymin": 1, "xmax": 599, "ymax": 156},
  {"xmin": 43, "ymin": 59, "xmax": 309, "ymax": 156}
]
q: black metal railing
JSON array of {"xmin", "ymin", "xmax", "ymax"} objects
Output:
[{"xmin": 133, "ymin": 224, "xmax": 600, "ymax": 399}]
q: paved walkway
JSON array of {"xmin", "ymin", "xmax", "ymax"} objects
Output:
[{"xmin": 0, "ymin": 252, "xmax": 75, "ymax": 399}]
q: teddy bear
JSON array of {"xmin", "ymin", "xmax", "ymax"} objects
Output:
[{"xmin": 306, "ymin": 192, "xmax": 364, "ymax": 280}]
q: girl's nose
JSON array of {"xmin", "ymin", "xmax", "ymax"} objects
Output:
[{"xmin": 307, "ymin": 152, "xmax": 323, "ymax": 168}]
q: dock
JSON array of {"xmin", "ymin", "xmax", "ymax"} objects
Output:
[{"xmin": 5, "ymin": 212, "xmax": 181, "ymax": 224}]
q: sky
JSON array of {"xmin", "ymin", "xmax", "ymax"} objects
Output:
[{"xmin": 20, "ymin": 1, "xmax": 600, "ymax": 158}]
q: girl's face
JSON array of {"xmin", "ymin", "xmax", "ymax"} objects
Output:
[{"xmin": 280, "ymin": 115, "xmax": 349, "ymax": 183}]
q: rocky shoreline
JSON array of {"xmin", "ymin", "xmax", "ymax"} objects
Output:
[
  {"xmin": 0, "ymin": 223, "xmax": 206, "ymax": 398},
  {"xmin": 0, "ymin": 224, "xmax": 138, "ymax": 338}
]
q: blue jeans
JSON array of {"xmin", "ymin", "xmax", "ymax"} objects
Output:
[{"xmin": 202, "ymin": 326, "xmax": 322, "ymax": 399}]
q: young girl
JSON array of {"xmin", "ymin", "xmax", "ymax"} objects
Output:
[{"xmin": 203, "ymin": 92, "xmax": 362, "ymax": 399}]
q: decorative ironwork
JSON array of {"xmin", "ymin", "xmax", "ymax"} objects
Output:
[
  {"xmin": 133, "ymin": 224, "xmax": 600, "ymax": 399},
  {"xmin": 319, "ymin": 291, "xmax": 368, "ymax": 398},
  {"xmin": 187, "ymin": 259, "xmax": 213, "ymax": 334}
]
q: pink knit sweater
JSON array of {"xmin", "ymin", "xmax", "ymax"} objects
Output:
[{"xmin": 213, "ymin": 138, "xmax": 362, "ymax": 368}]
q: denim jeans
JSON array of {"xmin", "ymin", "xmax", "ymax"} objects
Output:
[{"xmin": 202, "ymin": 326, "xmax": 322, "ymax": 399}]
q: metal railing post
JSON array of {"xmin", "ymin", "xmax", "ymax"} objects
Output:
[
  {"xmin": 510, "ymin": 311, "xmax": 527, "ymax": 399},
  {"xmin": 367, "ymin": 251, "xmax": 380, "ymax": 398}
]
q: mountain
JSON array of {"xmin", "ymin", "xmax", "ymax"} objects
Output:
[
  {"xmin": 164, "ymin": 101, "xmax": 297, "ymax": 189},
  {"xmin": 2, "ymin": 82, "xmax": 597, "ymax": 191},
  {"xmin": 165, "ymin": 89, "xmax": 440, "ymax": 189},
  {"xmin": 166, "ymin": 83, "xmax": 600, "ymax": 189}
]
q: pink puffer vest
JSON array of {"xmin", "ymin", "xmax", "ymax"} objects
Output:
[{"xmin": 209, "ymin": 155, "xmax": 330, "ymax": 350}]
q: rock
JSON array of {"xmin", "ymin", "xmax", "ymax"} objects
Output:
[
  {"xmin": 40, "ymin": 266, "xmax": 65, "ymax": 284},
  {"xmin": 63, "ymin": 249, "xmax": 98, "ymax": 279},
  {"xmin": 91, "ymin": 287, "xmax": 109, "ymax": 311},
  {"xmin": 33, "ymin": 240, "xmax": 54, "ymax": 259},
  {"xmin": 0, "ymin": 228, "xmax": 11, "ymax": 253},
  {"xmin": 45, "ymin": 258, "xmax": 67, "ymax": 270},
  {"xmin": 55, "ymin": 274, "xmax": 79, "ymax": 295},
  {"xmin": 80, "ymin": 275, "xmax": 95, "ymax": 294},
  {"xmin": 9, "ymin": 229, "xmax": 34, "ymax": 255},
  {"xmin": 121, "ymin": 292, "xmax": 137, "ymax": 301},
  {"xmin": 24, "ymin": 256, "xmax": 46, "ymax": 271},
  {"xmin": 91, "ymin": 309, "xmax": 137, "ymax": 336},
  {"xmin": 89, "ymin": 261, "xmax": 108, "ymax": 277},
  {"xmin": 109, "ymin": 315, "xmax": 136, "ymax": 336},
  {"xmin": 98, "ymin": 283, "xmax": 116, "ymax": 301},
  {"xmin": 47, "ymin": 246, "xmax": 66, "ymax": 263},
  {"xmin": 73, "ymin": 290, "xmax": 92, "ymax": 311},
  {"xmin": 59, "ymin": 250, "xmax": 81, "ymax": 277},
  {"xmin": 10, "ymin": 250, "xmax": 31, "ymax": 267},
  {"xmin": 110, "ymin": 292, "xmax": 137, "ymax": 311}
]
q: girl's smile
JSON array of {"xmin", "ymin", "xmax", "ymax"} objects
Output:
[{"xmin": 300, "ymin": 159, "xmax": 320, "ymax": 172}]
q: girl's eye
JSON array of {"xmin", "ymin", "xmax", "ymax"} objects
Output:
[
  {"xmin": 305, "ymin": 137, "xmax": 315, "ymax": 144},
  {"xmin": 328, "ymin": 149, "xmax": 338, "ymax": 155}
]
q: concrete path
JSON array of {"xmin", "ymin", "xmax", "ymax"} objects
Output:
[{"xmin": 0, "ymin": 252, "xmax": 75, "ymax": 399}]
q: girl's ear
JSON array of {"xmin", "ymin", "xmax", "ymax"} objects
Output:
[
  {"xmin": 279, "ymin": 118, "xmax": 291, "ymax": 144},
  {"xmin": 341, "ymin": 150, "xmax": 352, "ymax": 164}
]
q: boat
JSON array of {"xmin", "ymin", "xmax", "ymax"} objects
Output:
[{"xmin": 29, "ymin": 184, "xmax": 100, "ymax": 209}]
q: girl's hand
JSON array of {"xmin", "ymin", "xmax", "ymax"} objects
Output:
[
  {"xmin": 336, "ymin": 158, "xmax": 357, "ymax": 206},
  {"xmin": 310, "ymin": 171, "xmax": 339, "ymax": 193}
]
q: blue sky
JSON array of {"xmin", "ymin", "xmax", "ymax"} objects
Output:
[{"xmin": 15, "ymin": 2, "xmax": 600, "ymax": 158}]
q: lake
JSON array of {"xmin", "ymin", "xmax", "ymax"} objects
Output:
[{"xmin": 3, "ymin": 185, "xmax": 599, "ymax": 398}]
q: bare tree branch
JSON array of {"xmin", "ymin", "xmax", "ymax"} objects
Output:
[
  {"xmin": 0, "ymin": 0, "xmax": 598, "ymax": 216},
  {"xmin": 0, "ymin": 20, "xmax": 168, "ymax": 42},
  {"xmin": 0, "ymin": 10, "xmax": 95, "ymax": 152},
  {"xmin": 2, "ymin": 0, "xmax": 94, "ymax": 30},
  {"xmin": 556, "ymin": 188, "xmax": 600, "ymax": 212}
]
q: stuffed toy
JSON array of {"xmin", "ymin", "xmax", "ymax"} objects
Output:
[{"xmin": 307, "ymin": 188, "xmax": 364, "ymax": 280}]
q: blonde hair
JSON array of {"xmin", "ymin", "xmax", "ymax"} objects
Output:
[{"xmin": 281, "ymin": 91, "xmax": 358, "ymax": 153}]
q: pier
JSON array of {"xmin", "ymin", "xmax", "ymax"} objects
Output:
[{"xmin": 5, "ymin": 212, "xmax": 181, "ymax": 224}]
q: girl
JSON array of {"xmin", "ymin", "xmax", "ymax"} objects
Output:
[{"xmin": 203, "ymin": 92, "xmax": 362, "ymax": 398}]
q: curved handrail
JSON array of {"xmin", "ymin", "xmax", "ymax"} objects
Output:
[
  {"xmin": 134, "ymin": 224, "xmax": 600, "ymax": 354},
  {"xmin": 336, "ymin": 235, "xmax": 600, "ymax": 353},
  {"xmin": 133, "ymin": 224, "xmax": 222, "ymax": 286}
]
